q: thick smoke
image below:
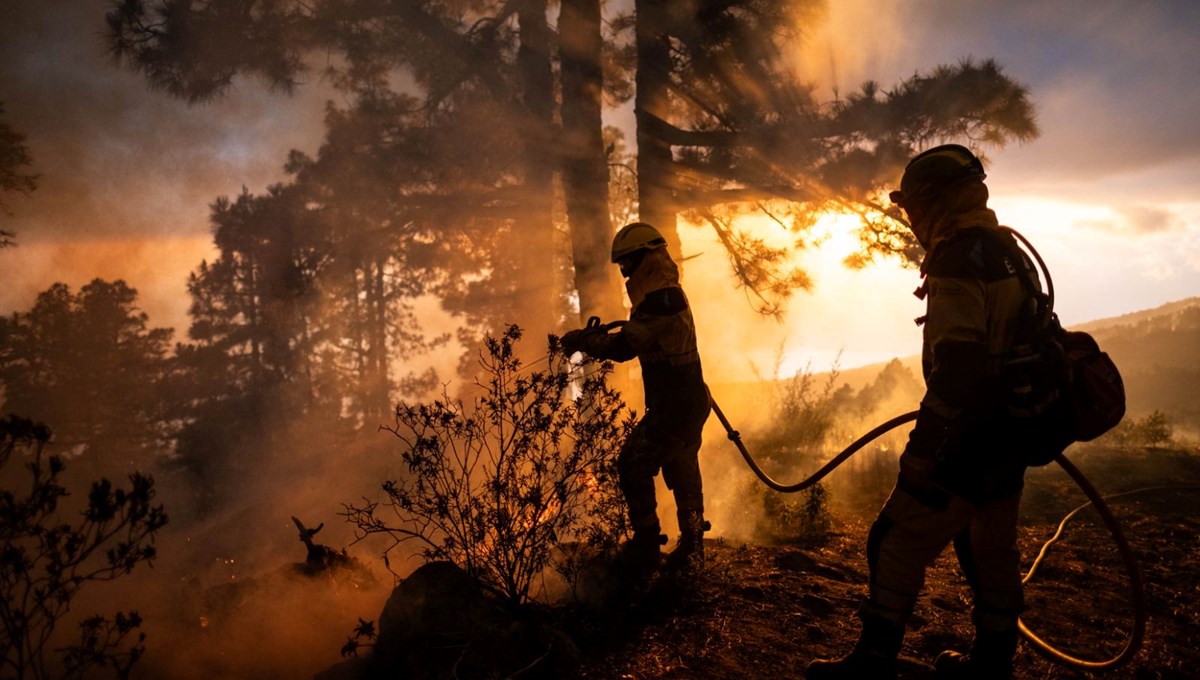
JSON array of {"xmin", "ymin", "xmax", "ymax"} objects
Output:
[{"xmin": 0, "ymin": 0, "xmax": 331, "ymax": 323}]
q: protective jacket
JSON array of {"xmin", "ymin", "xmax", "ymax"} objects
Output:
[
  {"xmin": 901, "ymin": 201, "xmax": 1040, "ymax": 504},
  {"xmin": 580, "ymin": 248, "xmax": 709, "ymax": 427}
]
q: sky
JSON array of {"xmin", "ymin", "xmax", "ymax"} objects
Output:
[{"xmin": 2, "ymin": 0, "xmax": 1199, "ymax": 385}]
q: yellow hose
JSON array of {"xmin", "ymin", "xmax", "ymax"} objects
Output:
[{"xmin": 1014, "ymin": 454, "xmax": 1146, "ymax": 669}]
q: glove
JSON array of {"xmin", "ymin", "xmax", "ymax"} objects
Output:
[{"xmin": 560, "ymin": 328, "xmax": 591, "ymax": 355}]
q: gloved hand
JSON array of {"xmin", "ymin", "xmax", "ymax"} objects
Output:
[{"xmin": 560, "ymin": 328, "xmax": 591, "ymax": 355}]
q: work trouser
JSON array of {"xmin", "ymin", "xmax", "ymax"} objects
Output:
[
  {"xmin": 860, "ymin": 485, "xmax": 1024, "ymax": 632},
  {"xmin": 618, "ymin": 411, "xmax": 705, "ymax": 534}
]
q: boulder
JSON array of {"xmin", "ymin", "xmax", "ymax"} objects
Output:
[{"xmin": 366, "ymin": 561, "xmax": 580, "ymax": 679}]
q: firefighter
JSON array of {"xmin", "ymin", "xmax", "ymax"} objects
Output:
[
  {"xmin": 561, "ymin": 222, "xmax": 711, "ymax": 580},
  {"xmin": 807, "ymin": 145, "xmax": 1039, "ymax": 679}
]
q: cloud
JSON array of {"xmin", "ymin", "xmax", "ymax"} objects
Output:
[
  {"xmin": 799, "ymin": 2, "xmax": 1200, "ymax": 192},
  {"xmin": 1118, "ymin": 205, "xmax": 1180, "ymax": 234},
  {"xmin": 1078, "ymin": 204, "xmax": 1181, "ymax": 235}
]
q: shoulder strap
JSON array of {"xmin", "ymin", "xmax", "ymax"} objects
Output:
[{"xmin": 999, "ymin": 226, "xmax": 1056, "ymax": 328}]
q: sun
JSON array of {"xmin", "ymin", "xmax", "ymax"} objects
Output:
[{"xmin": 683, "ymin": 209, "xmax": 923, "ymax": 385}]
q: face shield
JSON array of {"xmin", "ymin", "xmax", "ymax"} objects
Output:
[
  {"xmin": 892, "ymin": 145, "xmax": 988, "ymax": 249},
  {"xmin": 616, "ymin": 250, "xmax": 648, "ymax": 278}
]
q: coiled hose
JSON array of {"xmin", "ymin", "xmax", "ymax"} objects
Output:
[{"xmin": 709, "ymin": 396, "xmax": 1149, "ymax": 671}]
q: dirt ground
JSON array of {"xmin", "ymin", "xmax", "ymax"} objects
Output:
[{"xmin": 576, "ymin": 445, "xmax": 1200, "ymax": 679}]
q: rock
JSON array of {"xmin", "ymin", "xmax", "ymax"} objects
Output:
[
  {"xmin": 370, "ymin": 561, "xmax": 581, "ymax": 679},
  {"xmin": 312, "ymin": 657, "xmax": 368, "ymax": 680},
  {"xmin": 377, "ymin": 561, "xmax": 490, "ymax": 645}
]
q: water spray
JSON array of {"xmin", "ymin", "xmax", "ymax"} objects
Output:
[{"xmin": 707, "ymin": 392, "xmax": 1150, "ymax": 672}]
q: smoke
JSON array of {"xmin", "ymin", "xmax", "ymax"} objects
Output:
[
  {"xmin": 698, "ymin": 355, "xmax": 923, "ymax": 545},
  {"xmin": 788, "ymin": 1, "xmax": 905, "ymax": 96},
  {"xmin": 0, "ymin": 0, "xmax": 332, "ymax": 319},
  {"xmin": 4, "ymin": 2, "xmax": 1199, "ymax": 675},
  {"xmin": 68, "ymin": 417, "xmax": 413, "ymax": 679},
  {"xmin": 0, "ymin": 237, "xmax": 215, "ymax": 333}
]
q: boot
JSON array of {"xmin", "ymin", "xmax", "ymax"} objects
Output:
[
  {"xmin": 934, "ymin": 628, "xmax": 1017, "ymax": 679},
  {"xmin": 665, "ymin": 510, "xmax": 708, "ymax": 577},
  {"xmin": 612, "ymin": 528, "xmax": 665, "ymax": 585},
  {"xmin": 805, "ymin": 616, "xmax": 903, "ymax": 680}
]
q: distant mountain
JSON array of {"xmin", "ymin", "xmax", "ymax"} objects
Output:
[
  {"xmin": 712, "ymin": 297, "xmax": 1200, "ymax": 436},
  {"xmin": 1072, "ymin": 298, "xmax": 1200, "ymax": 429},
  {"xmin": 759, "ymin": 297, "xmax": 1200, "ymax": 431},
  {"xmin": 1071, "ymin": 296, "xmax": 1200, "ymax": 335}
]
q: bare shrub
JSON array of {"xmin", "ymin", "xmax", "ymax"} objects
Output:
[
  {"xmin": 343, "ymin": 326, "xmax": 633, "ymax": 606},
  {"xmin": 1, "ymin": 415, "xmax": 167, "ymax": 680},
  {"xmin": 750, "ymin": 360, "xmax": 845, "ymax": 458},
  {"xmin": 737, "ymin": 357, "xmax": 922, "ymax": 537}
]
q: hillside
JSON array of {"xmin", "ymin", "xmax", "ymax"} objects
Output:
[
  {"xmin": 1077, "ymin": 298, "xmax": 1200, "ymax": 430},
  {"xmin": 728, "ymin": 296, "xmax": 1200, "ymax": 432},
  {"xmin": 116, "ymin": 298, "xmax": 1200, "ymax": 680},
  {"xmin": 578, "ymin": 447, "xmax": 1200, "ymax": 679},
  {"xmin": 291, "ymin": 445, "xmax": 1200, "ymax": 680},
  {"xmin": 1071, "ymin": 296, "xmax": 1200, "ymax": 334}
]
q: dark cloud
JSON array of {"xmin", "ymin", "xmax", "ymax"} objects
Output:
[
  {"xmin": 0, "ymin": 0, "xmax": 333, "ymax": 243},
  {"xmin": 809, "ymin": 2, "xmax": 1200, "ymax": 194},
  {"xmin": 901, "ymin": 2, "xmax": 1200, "ymax": 187}
]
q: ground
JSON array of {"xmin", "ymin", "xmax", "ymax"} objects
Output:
[
  {"xmin": 574, "ymin": 446, "xmax": 1200, "ymax": 679},
  {"xmin": 124, "ymin": 445, "xmax": 1200, "ymax": 679}
]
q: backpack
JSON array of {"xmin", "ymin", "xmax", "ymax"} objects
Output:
[{"xmin": 998, "ymin": 227, "xmax": 1126, "ymax": 465}]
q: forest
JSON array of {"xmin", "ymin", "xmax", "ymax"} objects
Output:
[{"xmin": 2, "ymin": 1, "xmax": 1198, "ymax": 679}]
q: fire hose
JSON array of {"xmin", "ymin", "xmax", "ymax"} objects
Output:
[{"xmin": 708, "ymin": 395, "xmax": 1148, "ymax": 671}]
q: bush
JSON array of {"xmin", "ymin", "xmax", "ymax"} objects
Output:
[
  {"xmin": 734, "ymin": 363, "xmax": 842, "ymax": 541},
  {"xmin": 749, "ymin": 361, "xmax": 844, "ymax": 458},
  {"xmin": 343, "ymin": 326, "xmax": 633, "ymax": 606},
  {"xmin": 1, "ymin": 415, "xmax": 168, "ymax": 680},
  {"xmin": 1104, "ymin": 410, "xmax": 1175, "ymax": 448},
  {"xmin": 743, "ymin": 480, "xmax": 832, "ymax": 542}
]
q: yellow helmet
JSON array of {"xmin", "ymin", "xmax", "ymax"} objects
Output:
[{"xmin": 611, "ymin": 222, "xmax": 667, "ymax": 263}]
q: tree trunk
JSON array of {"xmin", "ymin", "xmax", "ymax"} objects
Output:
[
  {"xmin": 367, "ymin": 256, "xmax": 390, "ymax": 422},
  {"xmin": 516, "ymin": 0, "xmax": 558, "ymax": 340},
  {"xmin": 634, "ymin": 0, "xmax": 681, "ymax": 262},
  {"xmin": 559, "ymin": 0, "xmax": 624, "ymax": 325}
]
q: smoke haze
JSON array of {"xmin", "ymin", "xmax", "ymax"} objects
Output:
[
  {"xmin": 0, "ymin": 0, "xmax": 333, "ymax": 331},
  {"xmin": 3, "ymin": 3, "xmax": 1200, "ymax": 678}
]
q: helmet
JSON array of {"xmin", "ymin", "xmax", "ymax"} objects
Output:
[
  {"xmin": 611, "ymin": 222, "xmax": 667, "ymax": 263},
  {"xmin": 889, "ymin": 144, "xmax": 986, "ymax": 207}
]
